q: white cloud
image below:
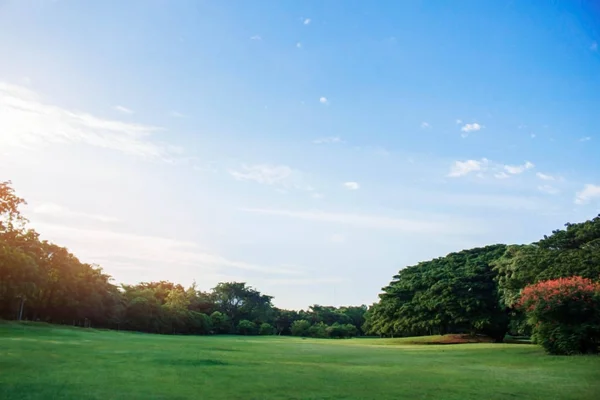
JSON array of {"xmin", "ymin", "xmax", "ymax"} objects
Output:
[
  {"xmin": 420, "ymin": 122, "xmax": 430, "ymax": 129},
  {"xmin": 312, "ymin": 136, "xmax": 342, "ymax": 144},
  {"xmin": 33, "ymin": 223, "xmax": 300, "ymax": 276},
  {"xmin": 448, "ymin": 158, "xmax": 488, "ymax": 177},
  {"xmin": 494, "ymin": 172, "xmax": 510, "ymax": 179},
  {"xmin": 240, "ymin": 208, "xmax": 483, "ymax": 235},
  {"xmin": 169, "ymin": 111, "xmax": 185, "ymax": 118},
  {"xmin": 575, "ymin": 184, "xmax": 600, "ymax": 205},
  {"xmin": 296, "ymin": 42, "xmax": 302, "ymax": 48},
  {"xmin": 460, "ymin": 123, "xmax": 482, "ymax": 133},
  {"xmin": 343, "ymin": 182, "xmax": 360, "ymax": 190},
  {"xmin": 114, "ymin": 105, "xmax": 133, "ymax": 114},
  {"xmin": 455, "ymin": 119, "xmax": 462, "ymax": 124},
  {"xmin": 250, "ymin": 35, "xmax": 262, "ymax": 40},
  {"xmin": 591, "ymin": 41, "xmax": 598, "ymax": 51},
  {"xmin": 319, "ymin": 96, "xmax": 328, "ymax": 105},
  {"xmin": 538, "ymin": 185, "xmax": 559, "ymax": 195},
  {"xmin": 303, "ymin": 18, "xmax": 311, "ymax": 25},
  {"xmin": 229, "ymin": 164, "xmax": 311, "ymax": 191},
  {"xmin": 579, "ymin": 136, "xmax": 591, "ymax": 142},
  {"xmin": 503, "ymin": 161, "xmax": 534, "ymax": 175},
  {"xmin": 536, "ymin": 172, "xmax": 555, "ymax": 181},
  {"xmin": 0, "ymin": 82, "xmax": 171, "ymax": 159},
  {"xmin": 33, "ymin": 203, "xmax": 119, "ymax": 223}
]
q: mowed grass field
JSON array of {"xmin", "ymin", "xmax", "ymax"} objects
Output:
[{"xmin": 1, "ymin": 322, "xmax": 599, "ymax": 400}]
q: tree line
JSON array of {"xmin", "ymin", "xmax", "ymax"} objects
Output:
[
  {"xmin": 363, "ymin": 214, "xmax": 600, "ymax": 342},
  {"xmin": 0, "ymin": 181, "xmax": 366, "ymax": 337},
  {"xmin": 3, "ymin": 180, "xmax": 599, "ymax": 343}
]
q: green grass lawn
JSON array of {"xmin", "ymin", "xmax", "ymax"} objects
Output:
[{"xmin": 1, "ymin": 322, "xmax": 599, "ymax": 400}]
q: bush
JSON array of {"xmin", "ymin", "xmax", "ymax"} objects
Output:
[
  {"xmin": 237, "ymin": 320, "xmax": 257, "ymax": 335},
  {"xmin": 259, "ymin": 322, "xmax": 274, "ymax": 335},
  {"xmin": 307, "ymin": 322, "xmax": 328, "ymax": 338},
  {"xmin": 290, "ymin": 319, "xmax": 311, "ymax": 337},
  {"xmin": 518, "ymin": 276, "xmax": 600, "ymax": 355},
  {"xmin": 210, "ymin": 311, "xmax": 231, "ymax": 334},
  {"xmin": 187, "ymin": 311, "xmax": 212, "ymax": 335}
]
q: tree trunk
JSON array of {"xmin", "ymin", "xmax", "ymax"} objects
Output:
[{"xmin": 17, "ymin": 297, "xmax": 26, "ymax": 321}]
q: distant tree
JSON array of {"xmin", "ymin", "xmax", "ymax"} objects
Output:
[
  {"xmin": 259, "ymin": 322, "xmax": 274, "ymax": 335},
  {"xmin": 365, "ymin": 245, "xmax": 509, "ymax": 341},
  {"xmin": 212, "ymin": 282, "xmax": 273, "ymax": 328},
  {"xmin": 273, "ymin": 309, "xmax": 300, "ymax": 335},
  {"xmin": 308, "ymin": 322, "xmax": 328, "ymax": 338},
  {"xmin": 237, "ymin": 319, "xmax": 257, "ymax": 335},
  {"xmin": 290, "ymin": 319, "xmax": 311, "ymax": 337},
  {"xmin": 210, "ymin": 311, "xmax": 231, "ymax": 334},
  {"xmin": 188, "ymin": 311, "xmax": 212, "ymax": 335}
]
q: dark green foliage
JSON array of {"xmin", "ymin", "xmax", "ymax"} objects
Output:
[
  {"xmin": 210, "ymin": 311, "xmax": 231, "ymax": 334},
  {"xmin": 290, "ymin": 319, "xmax": 311, "ymax": 337},
  {"xmin": 307, "ymin": 321, "xmax": 329, "ymax": 338},
  {"xmin": 366, "ymin": 215, "xmax": 600, "ymax": 350},
  {"xmin": 259, "ymin": 322, "xmax": 274, "ymax": 335},
  {"xmin": 366, "ymin": 245, "xmax": 509, "ymax": 340},
  {"xmin": 237, "ymin": 319, "xmax": 257, "ymax": 335}
]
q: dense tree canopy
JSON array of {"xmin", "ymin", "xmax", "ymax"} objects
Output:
[
  {"xmin": 2, "ymin": 180, "xmax": 599, "ymax": 345},
  {"xmin": 365, "ymin": 216, "xmax": 600, "ymax": 341}
]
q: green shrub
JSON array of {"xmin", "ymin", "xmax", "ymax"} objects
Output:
[
  {"xmin": 187, "ymin": 311, "xmax": 212, "ymax": 335},
  {"xmin": 290, "ymin": 319, "xmax": 311, "ymax": 337},
  {"xmin": 259, "ymin": 322, "xmax": 274, "ymax": 335},
  {"xmin": 236, "ymin": 320, "xmax": 257, "ymax": 335},
  {"xmin": 308, "ymin": 322, "xmax": 328, "ymax": 338},
  {"xmin": 518, "ymin": 276, "xmax": 600, "ymax": 355}
]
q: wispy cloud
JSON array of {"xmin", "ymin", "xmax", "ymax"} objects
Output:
[
  {"xmin": 169, "ymin": 111, "xmax": 185, "ymax": 118},
  {"xmin": 448, "ymin": 158, "xmax": 488, "ymax": 177},
  {"xmin": 296, "ymin": 42, "xmax": 302, "ymax": 48},
  {"xmin": 494, "ymin": 172, "xmax": 510, "ymax": 179},
  {"xmin": 319, "ymin": 96, "xmax": 329, "ymax": 105},
  {"xmin": 313, "ymin": 136, "xmax": 342, "ymax": 144},
  {"xmin": 420, "ymin": 122, "xmax": 430, "ymax": 129},
  {"xmin": 504, "ymin": 161, "xmax": 534, "ymax": 175},
  {"xmin": 33, "ymin": 223, "xmax": 300, "ymax": 276},
  {"xmin": 303, "ymin": 18, "xmax": 311, "ymax": 25},
  {"xmin": 33, "ymin": 203, "xmax": 119, "ymax": 223},
  {"xmin": 579, "ymin": 136, "xmax": 591, "ymax": 142},
  {"xmin": 114, "ymin": 105, "xmax": 133, "ymax": 114},
  {"xmin": 343, "ymin": 182, "xmax": 360, "ymax": 190},
  {"xmin": 0, "ymin": 82, "xmax": 171, "ymax": 159},
  {"xmin": 575, "ymin": 184, "xmax": 600, "ymax": 205},
  {"xmin": 538, "ymin": 185, "xmax": 559, "ymax": 195},
  {"xmin": 536, "ymin": 172, "xmax": 555, "ymax": 181},
  {"xmin": 229, "ymin": 164, "xmax": 313, "ymax": 192},
  {"xmin": 455, "ymin": 119, "xmax": 462, "ymax": 124},
  {"xmin": 240, "ymin": 208, "xmax": 483, "ymax": 235},
  {"xmin": 250, "ymin": 35, "xmax": 262, "ymax": 40}
]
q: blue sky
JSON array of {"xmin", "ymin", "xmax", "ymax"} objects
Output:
[{"xmin": 1, "ymin": 0, "xmax": 599, "ymax": 309}]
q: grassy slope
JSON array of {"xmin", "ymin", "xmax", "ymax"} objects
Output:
[{"xmin": 1, "ymin": 322, "xmax": 599, "ymax": 400}]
